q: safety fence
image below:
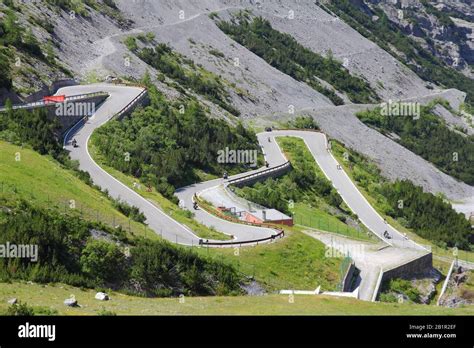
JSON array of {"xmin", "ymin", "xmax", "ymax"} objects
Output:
[
  {"xmin": 293, "ymin": 214, "xmax": 374, "ymax": 242},
  {"xmin": 0, "ymin": 91, "xmax": 109, "ymax": 112},
  {"xmin": 227, "ymin": 161, "xmax": 292, "ymax": 187},
  {"xmin": 113, "ymin": 89, "xmax": 148, "ymax": 120},
  {"xmin": 199, "ymin": 230, "xmax": 285, "ymax": 247}
]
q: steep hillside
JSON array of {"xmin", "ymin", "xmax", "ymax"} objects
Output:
[
  {"xmin": 322, "ymin": 0, "xmax": 474, "ymax": 106},
  {"xmin": 0, "ymin": 140, "xmax": 153, "ymax": 239},
  {"xmin": 363, "ymin": 0, "xmax": 473, "ymax": 78},
  {"xmin": 1, "ymin": 0, "xmax": 472, "ymax": 204},
  {"xmin": 110, "ymin": 0, "xmax": 473, "ymax": 203}
]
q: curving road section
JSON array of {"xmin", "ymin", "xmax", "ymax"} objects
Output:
[
  {"xmin": 55, "ymin": 84, "xmax": 424, "ymax": 251},
  {"xmin": 60, "ymin": 84, "xmax": 278, "ymax": 246},
  {"xmin": 175, "ymin": 178, "xmax": 276, "ymax": 243},
  {"xmin": 60, "ymin": 84, "xmax": 202, "ymax": 246},
  {"xmin": 257, "ymin": 130, "xmax": 424, "ymax": 250}
]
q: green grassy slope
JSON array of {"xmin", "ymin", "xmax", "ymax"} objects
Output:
[
  {"xmin": 1, "ymin": 281, "xmax": 472, "ymax": 315},
  {"xmin": 0, "ymin": 141, "xmax": 154, "ymax": 239},
  {"xmin": 195, "ymin": 230, "xmax": 342, "ymax": 292}
]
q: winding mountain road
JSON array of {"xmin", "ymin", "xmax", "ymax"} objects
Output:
[
  {"xmin": 61, "ymin": 84, "xmax": 201, "ymax": 246},
  {"xmin": 57, "ymin": 84, "xmax": 423, "ymax": 252},
  {"xmin": 258, "ymin": 130, "xmax": 424, "ymax": 250},
  {"xmin": 60, "ymin": 84, "xmax": 278, "ymax": 246}
]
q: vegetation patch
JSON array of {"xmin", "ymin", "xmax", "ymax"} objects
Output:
[
  {"xmin": 44, "ymin": 0, "xmax": 129, "ymax": 27},
  {"xmin": 0, "ymin": 197, "xmax": 242, "ymax": 297},
  {"xmin": 0, "ymin": 103, "xmax": 65, "ymax": 160},
  {"xmin": 92, "ymin": 76, "xmax": 260, "ymax": 200},
  {"xmin": 127, "ymin": 39, "xmax": 240, "ymax": 116},
  {"xmin": 216, "ymin": 16, "xmax": 379, "ymax": 105},
  {"xmin": 284, "ymin": 115, "xmax": 320, "ymax": 130},
  {"xmin": 356, "ymin": 102, "xmax": 474, "ymax": 185},
  {"xmin": 380, "ymin": 278, "xmax": 422, "ymax": 304},
  {"xmin": 330, "ymin": 141, "xmax": 473, "ymax": 250}
]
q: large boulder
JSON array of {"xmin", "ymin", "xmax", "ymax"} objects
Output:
[
  {"xmin": 64, "ymin": 298, "xmax": 78, "ymax": 307},
  {"xmin": 95, "ymin": 292, "xmax": 110, "ymax": 301}
]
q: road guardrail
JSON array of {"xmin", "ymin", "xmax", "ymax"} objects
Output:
[
  {"xmin": 199, "ymin": 229, "xmax": 285, "ymax": 247},
  {"xmin": 0, "ymin": 91, "xmax": 109, "ymax": 112},
  {"xmin": 227, "ymin": 161, "xmax": 292, "ymax": 187},
  {"xmin": 113, "ymin": 89, "xmax": 148, "ymax": 120}
]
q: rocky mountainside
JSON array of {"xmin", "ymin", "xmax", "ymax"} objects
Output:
[
  {"xmin": 361, "ymin": 0, "xmax": 473, "ymax": 78},
  {"xmin": 0, "ymin": 0, "xmax": 472, "ymax": 206}
]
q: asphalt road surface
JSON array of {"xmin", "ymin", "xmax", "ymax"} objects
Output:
[
  {"xmin": 61, "ymin": 84, "xmax": 277, "ymax": 245},
  {"xmin": 59, "ymin": 84, "xmax": 423, "ymax": 250},
  {"xmin": 257, "ymin": 130, "xmax": 424, "ymax": 250},
  {"xmin": 61, "ymin": 84, "xmax": 201, "ymax": 245}
]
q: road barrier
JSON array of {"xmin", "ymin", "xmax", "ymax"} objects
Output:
[
  {"xmin": 199, "ymin": 229, "xmax": 285, "ymax": 247},
  {"xmin": 227, "ymin": 161, "xmax": 292, "ymax": 187},
  {"xmin": 113, "ymin": 88, "xmax": 148, "ymax": 120},
  {"xmin": 0, "ymin": 91, "xmax": 109, "ymax": 112}
]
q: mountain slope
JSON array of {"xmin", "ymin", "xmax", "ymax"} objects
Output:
[{"xmin": 1, "ymin": 0, "xmax": 472, "ymax": 205}]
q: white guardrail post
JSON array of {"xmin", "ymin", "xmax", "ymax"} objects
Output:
[{"xmin": 436, "ymin": 260, "xmax": 456, "ymax": 306}]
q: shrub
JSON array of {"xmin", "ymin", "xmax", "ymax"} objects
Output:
[
  {"xmin": 80, "ymin": 239, "xmax": 127, "ymax": 284},
  {"xmin": 7, "ymin": 301, "xmax": 35, "ymax": 316}
]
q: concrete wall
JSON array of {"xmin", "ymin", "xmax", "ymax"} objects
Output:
[
  {"xmin": 381, "ymin": 252, "xmax": 433, "ymax": 281},
  {"xmin": 48, "ymin": 95, "xmax": 109, "ymax": 135},
  {"xmin": 24, "ymin": 79, "xmax": 79, "ymax": 103},
  {"xmin": 114, "ymin": 90, "xmax": 149, "ymax": 121},
  {"xmin": 229, "ymin": 162, "xmax": 292, "ymax": 188},
  {"xmin": 342, "ymin": 262, "xmax": 356, "ymax": 292},
  {"xmin": 374, "ymin": 252, "xmax": 433, "ymax": 300}
]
